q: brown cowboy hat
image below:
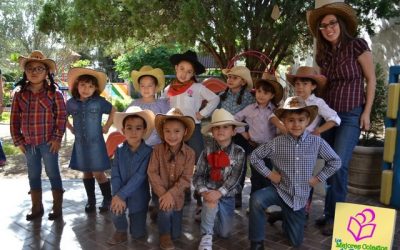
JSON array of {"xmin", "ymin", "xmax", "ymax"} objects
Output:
[
  {"xmin": 18, "ymin": 50, "xmax": 56, "ymax": 73},
  {"xmin": 260, "ymin": 72, "xmax": 284, "ymax": 103},
  {"xmin": 170, "ymin": 50, "xmax": 206, "ymax": 75},
  {"xmin": 131, "ymin": 65, "xmax": 165, "ymax": 92},
  {"xmin": 113, "ymin": 106, "xmax": 155, "ymax": 140},
  {"xmin": 155, "ymin": 108, "xmax": 196, "ymax": 142},
  {"xmin": 222, "ymin": 66, "xmax": 253, "ymax": 90},
  {"xmin": 201, "ymin": 108, "xmax": 246, "ymax": 135},
  {"xmin": 67, "ymin": 67, "xmax": 108, "ymax": 93},
  {"xmin": 286, "ymin": 66, "xmax": 327, "ymax": 95},
  {"xmin": 307, "ymin": 2, "xmax": 358, "ymax": 37},
  {"xmin": 274, "ymin": 96, "xmax": 318, "ymax": 126}
]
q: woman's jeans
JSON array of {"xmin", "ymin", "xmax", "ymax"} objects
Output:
[
  {"xmin": 200, "ymin": 196, "xmax": 235, "ymax": 237},
  {"xmin": 111, "ymin": 210, "xmax": 147, "ymax": 238},
  {"xmin": 322, "ymin": 106, "xmax": 362, "ymax": 220},
  {"xmin": 0, "ymin": 139, "xmax": 6, "ymax": 162},
  {"xmin": 25, "ymin": 143, "xmax": 63, "ymax": 190}
]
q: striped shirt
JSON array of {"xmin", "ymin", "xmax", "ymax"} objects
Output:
[
  {"xmin": 10, "ymin": 87, "xmax": 67, "ymax": 146},
  {"xmin": 317, "ymin": 38, "xmax": 370, "ymax": 112},
  {"xmin": 250, "ymin": 133, "xmax": 341, "ymax": 211}
]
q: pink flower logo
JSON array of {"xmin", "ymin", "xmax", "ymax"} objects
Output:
[
  {"xmin": 347, "ymin": 208, "xmax": 376, "ymax": 242},
  {"xmin": 187, "ymin": 89, "xmax": 193, "ymax": 97}
]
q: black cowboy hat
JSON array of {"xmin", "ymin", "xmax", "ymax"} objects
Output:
[{"xmin": 170, "ymin": 50, "xmax": 206, "ymax": 75}]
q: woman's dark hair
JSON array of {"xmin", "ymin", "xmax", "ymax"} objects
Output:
[
  {"xmin": 71, "ymin": 74, "xmax": 100, "ymax": 99},
  {"xmin": 15, "ymin": 64, "xmax": 58, "ymax": 92},
  {"xmin": 138, "ymin": 75, "xmax": 158, "ymax": 86},
  {"xmin": 220, "ymin": 84, "xmax": 247, "ymax": 105},
  {"xmin": 315, "ymin": 15, "xmax": 354, "ymax": 63},
  {"xmin": 122, "ymin": 115, "xmax": 147, "ymax": 129}
]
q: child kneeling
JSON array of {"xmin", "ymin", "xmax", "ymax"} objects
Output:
[{"xmin": 194, "ymin": 109, "xmax": 246, "ymax": 250}]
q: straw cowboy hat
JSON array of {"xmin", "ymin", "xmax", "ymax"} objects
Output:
[
  {"xmin": 260, "ymin": 72, "xmax": 284, "ymax": 103},
  {"xmin": 131, "ymin": 65, "xmax": 165, "ymax": 92},
  {"xmin": 307, "ymin": 2, "xmax": 358, "ymax": 37},
  {"xmin": 67, "ymin": 67, "xmax": 108, "ymax": 93},
  {"xmin": 113, "ymin": 106, "xmax": 155, "ymax": 139},
  {"xmin": 155, "ymin": 108, "xmax": 196, "ymax": 142},
  {"xmin": 222, "ymin": 66, "xmax": 253, "ymax": 90},
  {"xmin": 286, "ymin": 66, "xmax": 327, "ymax": 95},
  {"xmin": 274, "ymin": 96, "xmax": 318, "ymax": 126},
  {"xmin": 201, "ymin": 108, "xmax": 246, "ymax": 135},
  {"xmin": 18, "ymin": 50, "xmax": 56, "ymax": 73},
  {"xmin": 170, "ymin": 50, "xmax": 206, "ymax": 75}
]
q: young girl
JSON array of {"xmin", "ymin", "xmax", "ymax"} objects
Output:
[
  {"xmin": 10, "ymin": 50, "xmax": 67, "ymax": 221},
  {"xmin": 66, "ymin": 67, "xmax": 116, "ymax": 213}
]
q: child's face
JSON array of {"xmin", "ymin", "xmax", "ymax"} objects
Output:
[
  {"xmin": 226, "ymin": 74, "xmax": 245, "ymax": 93},
  {"xmin": 211, "ymin": 125, "xmax": 235, "ymax": 146},
  {"xmin": 163, "ymin": 120, "xmax": 187, "ymax": 148},
  {"xmin": 175, "ymin": 61, "xmax": 195, "ymax": 82},
  {"xmin": 122, "ymin": 117, "xmax": 146, "ymax": 147},
  {"xmin": 77, "ymin": 80, "xmax": 97, "ymax": 100},
  {"xmin": 139, "ymin": 76, "xmax": 157, "ymax": 99},
  {"xmin": 282, "ymin": 112, "xmax": 310, "ymax": 139},
  {"xmin": 25, "ymin": 62, "xmax": 48, "ymax": 85},
  {"xmin": 294, "ymin": 78, "xmax": 316, "ymax": 99},
  {"xmin": 255, "ymin": 88, "xmax": 274, "ymax": 106}
]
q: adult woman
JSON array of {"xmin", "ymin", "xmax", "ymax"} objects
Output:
[{"xmin": 307, "ymin": 2, "xmax": 376, "ymax": 236}]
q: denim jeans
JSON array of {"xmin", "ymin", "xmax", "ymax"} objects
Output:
[
  {"xmin": 0, "ymin": 139, "xmax": 6, "ymax": 161},
  {"xmin": 200, "ymin": 196, "xmax": 235, "ymax": 237},
  {"xmin": 187, "ymin": 124, "xmax": 204, "ymax": 163},
  {"xmin": 111, "ymin": 210, "xmax": 147, "ymax": 238},
  {"xmin": 157, "ymin": 209, "xmax": 183, "ymax": 239},
  {"xmin": 249, "ymin": 186, "xmax": 306, "ymax": 247},
  {"xmin": 25, "ymin": 143, "xmax": 63, "ymax": 190},
  {"xmin": 322, "ymin": 106, "xmax": 362, "ymax": 220}
]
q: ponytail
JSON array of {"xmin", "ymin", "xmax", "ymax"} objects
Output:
[
  {"xmin": 237, "ymin": 85, "xmax": 246, "ymax": 105},
  {"xmin": 220, "ymin": 88, "xmax": 229, "ymax": 102}
]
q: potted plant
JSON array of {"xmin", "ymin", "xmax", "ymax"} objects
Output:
[{"xmin": 348, "ymin": 63, "xmax": 387, "ymax": 195}]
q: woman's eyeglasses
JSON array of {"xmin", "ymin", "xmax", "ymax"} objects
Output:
[
  {"xmin": 319, "ymin": 20, "xmax": 338, "ymax": 30},
  {"xmin": 25, "ymin": 66, "xmax": 47, "ymax": 74}
]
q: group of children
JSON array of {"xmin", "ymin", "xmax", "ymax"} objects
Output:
[{"xmin": 10, "ymin": 49, "xmax": 342, "ymax": 250}]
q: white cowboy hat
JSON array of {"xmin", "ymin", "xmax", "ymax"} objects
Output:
[
  {"xmin": 113, "ymin": 106, "xmax": 155, "ymax": 139},
  {"xmin": 201, "ymin": 108, "xmax": 246, "ymax": 135}
]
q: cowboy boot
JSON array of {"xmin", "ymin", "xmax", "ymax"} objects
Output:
[
  {"xmin": 83, "ymin": 178, "xmax": 96, "ymax": 213},
  {"xmin": 48, "ymin": 189, "xmax": 64, "ymax": 220},
  {"xmin": 98, "ymin": 179, "xmax": 112, "ymax": 212},
  {"xmin": 26, "ymin": 189, "xmax": 44, "ymax": 221}
]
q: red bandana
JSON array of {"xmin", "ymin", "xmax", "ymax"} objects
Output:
[
  {"xmin": 207, "ymin": 150, "xmax": 230, "ymax": 182},
  {"xmin": 167, "ymin": 79, "xmax": 194, "ymax": 97}
]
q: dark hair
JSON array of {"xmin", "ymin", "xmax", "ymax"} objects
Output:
[
  {"xmin": 254, "ymin": 79, "xmax": 279, "ymax": 106},
  {"xmin": 176, "ymin": 60, "xmax": 198, "ymax": 82},
  {"xmin": 71, "ymin": 74, "xmax": 100, "ymax": 99},
  {"xmin": 163, "ymin": 118, "xmax": 187, "ymax": 129},
  {"xmin": 122, "ymin": 115, "xmax": 147, "ymax": 129},
  {"xmin": 138, "ymin": 75, "xmax": 158, "ymax": 86},
  {"xmin": 15, "ymin": 64, "xmax": 58, "ymax": 92},
  {"xmin": 280, "ymin": 109, "xmax": 311, "ymax": 119},
  {"xmin": 220, "ymin": 85, "xmax": 247, "ymax": 105},
  {"xmin": 315, "ymin": 15, "xmax": 354, "ymax": 63}
]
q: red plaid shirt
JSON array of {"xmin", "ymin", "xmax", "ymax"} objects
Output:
[
  {"xmin": 317, "ymin": 38, "xmax": 370, "ymax": 112},
  {"xmin": 10, "ymin": 86, "xmax": 67, "ymax": 146}
]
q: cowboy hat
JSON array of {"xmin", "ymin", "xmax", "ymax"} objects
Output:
[
  {"xmin": 286, "ymin": 66, "xmax": 327, "ymax": 95},
  {"xmin": 67, "ymin": 67, "xmax": 108, "ymax": 93},
  {"xmin": 201, "ymin": 108, "xmax": 246, "ymax": 135},
  {"xmin": 170, "ymin": 50, "xmax": 206, "ymax": 75},
  {"xmin": 113, "ymin": 106, "xmax": 155, "ymax": 139},
  {"xmin": 155, "ymin": 108, "xmax": 195, "ymax": 142},
  {"xmin": 222, "ymin": 66, "xmax": 253, "ymax": 90},
  {"xmin": 260, "ymin": 72, "xmax": 284, "ymax": 103},
  {"xmin": 274, "ymin": 96, "xmax": 318, "ymax": 126},
  {"xmin": 18, "ymin": 50, "xmax": 56, "ymax": 74},
  {"xmin": 307, "ymin": 2, "xmax": 358, "ymax": 37},
  {"xmin": 131, "ymin": 65, "xmax": 165, "ymax": 92}
]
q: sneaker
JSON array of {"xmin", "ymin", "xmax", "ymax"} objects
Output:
[
  {"xmin": 0, "ymin": 160, "xmax": 6, "ymax": 167},
  {"xmin": 198, "ymin": 234, "xmax": 213, "ymax": 250},
  {"xmin": 195, "ymin": 206, "xmax": 202, "ymax": 222}
]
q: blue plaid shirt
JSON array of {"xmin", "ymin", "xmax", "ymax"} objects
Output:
[{"xmin": 250, "ymin": 132, "xmax": 341, "ymax": 211}]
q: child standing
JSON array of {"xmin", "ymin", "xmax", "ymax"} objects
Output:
[
  {"xmin": 147, "ymin": 108, "xmax": 196, "ymax": 250},
  {"xmin": 66, "ymin": 67, "xmax": 116, "ymax": 213},
  {"xmin": 10, "ymin": 51, "xmax": 67, "ymax": 220},
  {"xmin": 194, "ymin": 109, "xmax": 246, "ymax": 250},
  {"xmin": 107, "ymin": 106, "xmax": 155, "ymax": 245},
  {"xmin": 234, "ymin": 74, "xmax": 283, "ymax": 194},
  {"xmin": 248, "ymin": 96, "xmax": 341, "ymax": 249}
]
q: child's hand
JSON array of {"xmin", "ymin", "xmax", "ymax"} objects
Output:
[
  {"xmin": 48, "ymin": 140, "xmax": 61, "ymax": 154},
  {"xmin": 308, "ymin": 176, "xmax": 320, "ymax": 187},
  {"xmin": 111, "ymin": 196, "xmax": 126, "ymax": 215},
  {"xmin": 18, "ymin": 145, "xmax": 26, "ymax": 154},
  {"xmin": 268, "ymin": 171, "xmax": 281, "ymax": 184},
  {"xmin": 195, "ymin": 112, "xmax": 204, "ymax": 121},
  {"xmin": 312, "ymin": 128, "xmax": 321, "ymax": 136},
  {"xmin": 203, "ymin": 190, "xmax": 221, "ymax": 204},
  {"xmin": 102, "ymin": 125, "xmax": 110, "ymax": 134},
  {"xmin": 159, "ymin": 192, "xmax": 174, "ymax": 211}
]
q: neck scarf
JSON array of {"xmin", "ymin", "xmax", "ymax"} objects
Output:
[
  {"xmin": 207, "ymin": 144, "xmax": 231, "ymax": 182},
  {"xmin": 167, "ymin": 79, "xmax": 194, "ymax": 97}
]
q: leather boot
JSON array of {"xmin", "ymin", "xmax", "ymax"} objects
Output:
[
  {"xmin": 26, "ymin": 189, "xmax": 44, "ymax": 221},
  {"xmin": 83, "ymin": 178, "xmax": 96, "ymax": 213},
  {"xmin": 159, "ymin": 234, "xmax": 175, "ymax": 250},
  {"xmin": 48, "ymin": 189, "xmax": 64, "ymax": 220},
  {"xmin": 107, "ymin": 231, "xmax": 128, "ymax": 245},
  {"xmin": 98, "ymin": 179, "xmax": 112, "ymax": 212}
]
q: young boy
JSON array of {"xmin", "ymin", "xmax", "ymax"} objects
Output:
[
  {"xmin": 194, "ymin": 108, "xmax": 246, "ymax": 250},
  {"xmin": 107, "ymin": 106, "xmax": 155, "ymax": 245},
  {"xmin": 248, "ymin": 96, "xmax": 341, "ymax": 249},
  {"xmin": 147, "ymin": 108, "xmax": 196, "ymax": 250}
]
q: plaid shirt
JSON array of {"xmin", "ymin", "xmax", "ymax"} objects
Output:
[
  {"xmin": 10, "ymin": 86, "xmax": 67, "ymax": 146},
  {"xmin": 250, "ymin": 133, "xmax": 341, "ymax": 211},
  {"xmin": 193, "ymin": 140, "xmax": 245, "ymax": 197},
  {"xmin": 219, "ymin": 89, "xmax": 255, "ymax": 115},
  {"xmin": 317, "ymin": 38, "xmax": 370, "ymax": 112}
]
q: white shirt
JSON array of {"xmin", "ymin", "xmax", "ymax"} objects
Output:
[{"xmin": 305, "ymin": 94, "xmax": 341, "ymax": 133}]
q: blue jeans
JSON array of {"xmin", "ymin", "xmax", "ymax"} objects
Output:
[
  {"xmin": 322, "ymin": 106, "xmax": 362, "ymax": 220},
  {"xmin": 249, "ymin": 186, "xmax": 306, "ymax": 247},
  {"xmin": 0, "ymin": 139, "xmax": 6, "ymax": 161},
  {"xmin": 187, "ymin": 124, "xmax": 204, "ymax": 162},
  {"xmin": 25, "ymin": 143, "xmax": 63, "ymax": 190},
  {"xmin": 111, "ymin": 210, "xmax": 147, "ymax": 238},
  {"xmin": 200, "ymin": 196, "xmax": 235, "ymax": 237},
  {"xmin": 157, "ymin": 209, "xmax": 183, "ymax": 239}
]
